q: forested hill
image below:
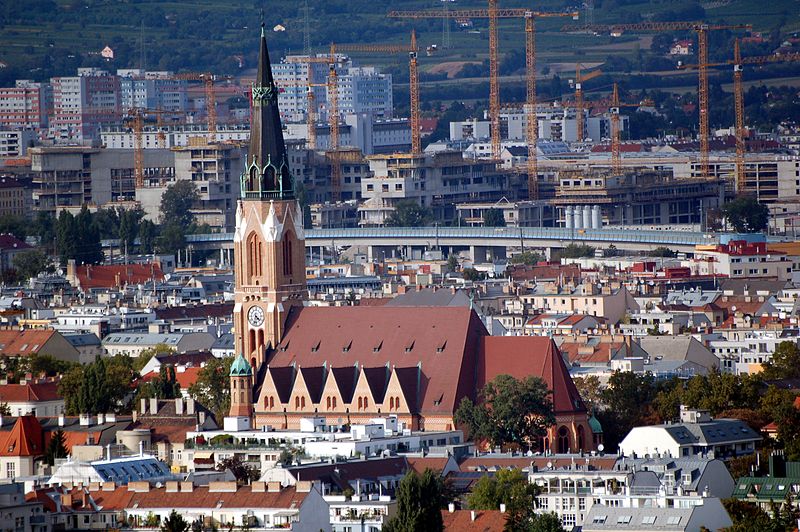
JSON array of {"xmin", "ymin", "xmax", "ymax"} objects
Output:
[{"xmin": 1, "ymin": 0, "xmax": 798, "ymax": 87}]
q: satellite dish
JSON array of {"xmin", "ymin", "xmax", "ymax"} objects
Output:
[
  {"xmin": 57, "ymin": 269, "xmax": 64, "ymax": 276},
  {"xmin": 546, "ymin": 461, "xmax": 553, "ymax": 469},
  {"xmin": 273, "ymin": 24, "xmax": 286, "ymax": 32},
  {"xmin": 598, "ymin": 444, "xmax": 605, "ymax": 452}
]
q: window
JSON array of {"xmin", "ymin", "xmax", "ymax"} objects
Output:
[
  {"xmin": 591, "ymin": 516, "xmax": 607, "ymax": 524},
  {"xmin": 642, "ymin": 516, "xmax": 657, "ymax": 524},
  {"xmin": 6, "ymin": 462, "xmax": 14, "ymax": 478},
  {"xmin": 666, "ymin": 516, "xmax": 682, "ymax": 525},
  {"xmin": 617, "ymin": 515, "xmax": 632, "ymax": 524}
]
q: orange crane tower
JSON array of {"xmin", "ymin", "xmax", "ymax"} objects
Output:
[
  {"xmin": 124, "ymin": 107, "xmax": 183, "ymax": 188},
  {"xmin": 287, "ymin": 45, "xmax": 345, "ymax": 201},
  {"xmin": 681, "ymin": 42, "xmax": 800, "ymax": 191},
  {"xmin": 572, "ymin": 64, "xmax": 602, "ymax": 142},
  {"xmin": 337, "ymin": 31, "xmax": 422, "ymax": 155},
  {"xmin": 608, "ymin": 84, "xmax": 640, "ymax": 176},
  {"xmin": 173, "ymin": 73, "xmax": 228, "ymax": 143},
  {"xmin": 389, "ymin": 5, "xmax": 578, "ymax": 161},
  {"xmin": 568, "ymin": 22, "xmax": 751, "ymax": 179}
]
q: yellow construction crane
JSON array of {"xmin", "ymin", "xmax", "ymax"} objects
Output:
[
  {"xmin": 337, "ymin": 31, "xmax": 423, "ymax": 155},
  {"xmin": 286, "ymin": 45, "xmax": 346, "ymax": 202},
  {"xmin": 389, "ymin": 4, "xmax": 579, "ymax": 162},
  {"xmin": 680, "ymin": 41, "xmax": 800, "ymax": 192},
  {"xmin": 173, "ymin": 73, "xmax": 231, "ymax": 143},
  {"xmin": 570, "ymin": 64, "xmax": 602, "ymax": 142},
  {"xmin": 124, "ymin": 107, "xmax": 183, "ymax": 188},
  {"xmin": 568, "ymin": 22, "xmax": 751, "ymax": 179}
]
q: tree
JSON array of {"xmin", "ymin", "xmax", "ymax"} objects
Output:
[
  {"xmin": 12, "ymin": 250, "xmax": 51, "ymax": 282},
  {"xmin": 216, "ymin": 455, "xmax": 260, "ymax": 484},
  {"xmin": 160, "ymin": 510, "xmax": 190, "ymax": 532},
  {"xmin": 30, "ymin": 355, "xmax": 76, "ymax": 377},
  {"xmin": 455, "ymin": 374, "xmax": 555, "ymax": 451},
  {"xmin": 557, "ymin": 244, "xmax": 595, "ymax": 259},
  {"xmin": 55, "ymin": 210, "xmax": 78, "ymax": 264},
  {"xmin": 44, "ymin": 429, "xmax": 68, "ymax": 466},
  {"xmin": 468, "ymin": 468, "xmax": 540, "ymax": 529},
  {"xmin": 722, "ymin": 196, "xmax": 769, "ymax": 233},
  {"xmin": 59, "ymin": 356, "xmax": 136, "ymax": 415},
  {"xmin": 138, "ymin": 365, "xmax": 180, "ymax": 400},
  {"xmin": 0, "ymin": 214, "xmax": 28, "ymax": 239},
  {"xmin": 382, "ymin": 469, "xmax": 447, "ymax": 532},
  {"xmin": 135, "ymin": 343, "xmax": 175, "ymax": 372},
  {"xmin": 119, "ymin": 208, "xmax": 144, "ymax": 253},
  {"xmin": 188, "ymin": 356, "xmax": 233, "ymax": 422},
  {"xmin": 385, "ymin": 200, "xmax": 432, "ymax": 227},
  {"xmin": 138, "ymin": 219, "xmax": 157, "ymax": 255},
  {"xmin": 597, "ymin": 371, "xmax": 658, "ymax": 451},
  {"xmin": 648, "ymin": 246, "xmax": 677, "ymax": 258},
  {"xmin": 572, "ymin": 375, "xmax": 603, "ymax": 413},
  {"xmin": 157, "ymin": 222, "xmax": 186, "ymax": 255},
  {"xmin": 510, "ymin": 251, "xmax": 543, "ymax": 266},
  {"xmin": 462, "ymin": 268, "xmax": 484, "ymax": 282},
  {"xmin": 483, "ymin": 208, "xmax": 506, "ymax": 227},
  {"xmin": 761, "ymin": 341, "xmax": 800, "ymax": 380},
  {"xmin": 447, "ymin": 254, "xmax": 459, "ymax": 272},
  {"xmin": 74, "ymin": 205, "xmax": 104, "ymax": 265},
  {"xmin": 160, "ymin": 180, "xmax": 198, "ymax": 229}
]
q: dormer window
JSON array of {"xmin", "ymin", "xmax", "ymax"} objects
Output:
[{"xmin": 373, "ymin": 341, "xmax": 383, "ymax": 353}]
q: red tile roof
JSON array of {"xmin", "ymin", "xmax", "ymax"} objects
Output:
[
  {"xmin": 442, "ymin": 509, "xmax": 507, "ymax": 531},
  {"xmin": 140, "ymin": 367, "xmax": 203, "ymax": 390},
  {"xmin": 74, "ymin": 263, "xmax": 164, "ymax": 290},
  {"xmin": 0, "ymin": 415, "xmax": 45, "ymax": 457},
  {"xmin": 406, "ymin": 457, "xmax": 453, "ymax": 476},
  {"xmin": 269, "ymin": 306, "xmax": 485, "ymax": 415},
  {"xmin": 477, "ymin": 336, "xmax": 586, "ymax": 415},
  {"xmin": 0, "ymin": 329, "xmax": 58, "ymax": 356},
  {"xmin": 0, "ymin": 381, "xmax": 61, "ymax": 402}
]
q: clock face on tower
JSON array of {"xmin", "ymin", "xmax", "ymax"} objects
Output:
[{"xmin": 247, "ymin": 305, "xmax": 265, "ymax": 327}]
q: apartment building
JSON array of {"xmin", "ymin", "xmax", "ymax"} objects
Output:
[
  {"xmin": 0, "ymin": 176, "xmax": 30, "ymax": 217},
  {"xmin": 49, "ymin": 68, "xmax": 121, "ymax": 142},
  {"xmin": 117, "ymin": 69, "xmax": 188, "ymax": 113},
  {"xmin": 0, "ymin": 80, "xmax": 48, "ymax": 131}
]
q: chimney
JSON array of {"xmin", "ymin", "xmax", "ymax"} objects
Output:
[
  {"xmin": 448, "ymin": 503, "xmax": 455, "ymax": 513},
  {"xmin": 96, "ymin": 413, "xmax": 105, "ymax": 425},
  {"xmin": 252, "ymin": 481, "xmax": 266, "ymax": 492},
  {"xmin": 79, "ymin": 413, "xmax": 92, "ymax": 427},
  {"xmin": 180, "ymin": 481, "xmax": 193, "ymax": 493},
  {"xmin": 128, "ymin": 482, "xmax": 150, "ymax": 493},
  {"xmin": 149, "ymin": 397, "xmax": 158, "ymax": 415},
  {"xmin": 166, "ymin": 481, "xmax": 180, "ymax": 493},
  {"xmin": 106, "ymin": 413, "xmax": 116, "ymax": 423},
  {"xmin": 140, "ymin": 398, "xmax": 148, "ymax": 415},
  {"xmin": 471, "ymin": 511, "xmax": 477, "ymax": 522},
  {"xmin": 175, "ymin": 397, "xmax": 184, "ymax": 416},
  {"xmin": 500, "ymin": 503, "xmax": 506, "ymax": 513},
  {"xmin": 267, "ymin": 481, "xmax": 282, "ymax": 492},
  {"xmin": 58, "ymin": 414, "xmax": 65, "ymax": 427},
  {"xmin": 186, "ymin": 397, "xmax": 195, "ymax": 415},
  {"xmin": 208, "ymin": 481, "xmax": 238, "ymax": 493},
  {"xmin": 296, "ymin": 481, "xmax": 312, "ymax": 493},
  {"xmin": 106, "ymin": 444, "xmax": 111, "ymax": 461}
]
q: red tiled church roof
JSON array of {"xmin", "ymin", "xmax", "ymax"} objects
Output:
[
  {"xmin": 0, "ymin": 415, "xmax": 45, "ymax": 457},
  {"xmin": 74, "ymin": 263, "xmax": 164, "ymax": 290}
]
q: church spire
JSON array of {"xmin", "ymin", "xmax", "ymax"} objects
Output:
[{"xmin": 242, "ymin": 24, "xmax": 294, "ymax": 200}]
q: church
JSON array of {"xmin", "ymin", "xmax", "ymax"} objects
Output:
[{"xmin": 228, "ymin": 28, "xmax": 595, "ymax": 453}]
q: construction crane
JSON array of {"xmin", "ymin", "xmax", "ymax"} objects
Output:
[
  {"xmin": 124, "ymin": 107, "xmax": 183, "ymax": 188},
  {"xmin": 336, "ymin": 31, "xmax": 423, "ymax": 155},
  {"xmin": 286, "ymin": 45, "xmax": 346, "ymax": 201},
  {"xmin": 606, "ymin": 84, "xmax": 641, "ymax": 176},
  {"xmin": 173, "ymin": 72, "xmax": 231, "ymax": 143},
  {"xmin": 389, "ymin": 5, "xmax": 579, "ymax": 161},
  {"xmin": 680, "ymin": 42, "xmax": 800, "ymax": 192},
  {"xmin": 568, "ymin": 22, "xmax": 751, "ymax": 179},
  {"xmin": 570, "ymin": 64, "xmax": 602, "ymax": 142}
]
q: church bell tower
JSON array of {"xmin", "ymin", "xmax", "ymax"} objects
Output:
[{"xmin": 233, "ymin": 26, "xmax": 307, "ymax": 369}]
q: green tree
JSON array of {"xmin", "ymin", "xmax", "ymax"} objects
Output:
[
  {"xmin": 761, "ymin": 341, "xmax": 800, "ymax": 380},
  {"xmin": 160, "ymin": 180, "xmax": 198, "ymax": 229},
  {"xmin": 160, "ymin": 509, "xmax": 190, "ymax": 532},
  {"xmin": 722, "ymin": 196, "xmax": 769, "ymax": 233},
  {"xmin": 572, "ymin": 375, "xmax": 603, "ymax": 413},
  {"xmin": 462, "ymin": 268, "xmax": 484, "ymax": 282},
  {"xmin": 483, "ymin": 208, "xmax": 506, "ymax": 227},
  {"xmin": 59, "ymin": 356, "xmax": 136, "ymax": 415},
  {"xmin": 648, "ymin": 246, "xmax": 677, "ymax": 258},
  {"xmin": 383, "ymin": 469, "xmax": 447, "ymax": 532},
  {"xmin": 188, "ymin": 356, "xmax": 233, "ymax": 422},
  {"xmin": 119, "ymin": 208, "xmax": 144, "ymax": 253},
  {"xmin": 55, "ymin": 210, "xmax": 78, "ymax": 264},
  {"xmin": 138, "ymin": 365, "xmax": 180, "ymax": 400},
  {"xmin": 558, "ymin": 244, "xmax": 595, "ymax": 259},
  {"xmin": 597, "ymin": 371, "xmax": 658, "ymax": 450},
  {"xmin": 12, "ymin": 250, "xmax": 51, "ymax": 281},
  {"xmin": 0, "ymin": 214, "xmax": 28, "ymax": 239},
  {"xmin": 216, "ymin": 455, "xmax": 260, "ymax": 484},
  {"xmin": 44, "ymin": 429, "xmax": 68, "ymax": 466},
  {"xmin": 74, "ymin": 205, "xmax": 104, "ymax": 265},
  {"xmin": 468, "ymin": 468, "xmax": 541, "ymax": 529},
  {"xmin": 157, "ymin": 222, "xmax": 186, "ymax": 255},
  {"xmin": 523, "ymin": 512, "xmax": 565, "ymax": 532},
  {"xmin": 510, "ymin": 251, "xmax": 543, "ymax": 266},
  {"xmin": 138, "ymin": 219, "xmax": 157, "ymax": 255},
  {"xmin": 135, "ymin": 343, "xmax": 175, "ymax": 372},
  {"xmin": 385, "ymin": 200, "xmax": 432, "ymax": 227},
  {"xmin": 30, "ymin": 355, "xmax": 76, "ymax": 377},
  {"xmin": 447, "ymin": 254, "xmax": 459, "ymax": 272},
  {"xmin": 455, "ymin": 374, "xmax": 555, "ymax": 451}
]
